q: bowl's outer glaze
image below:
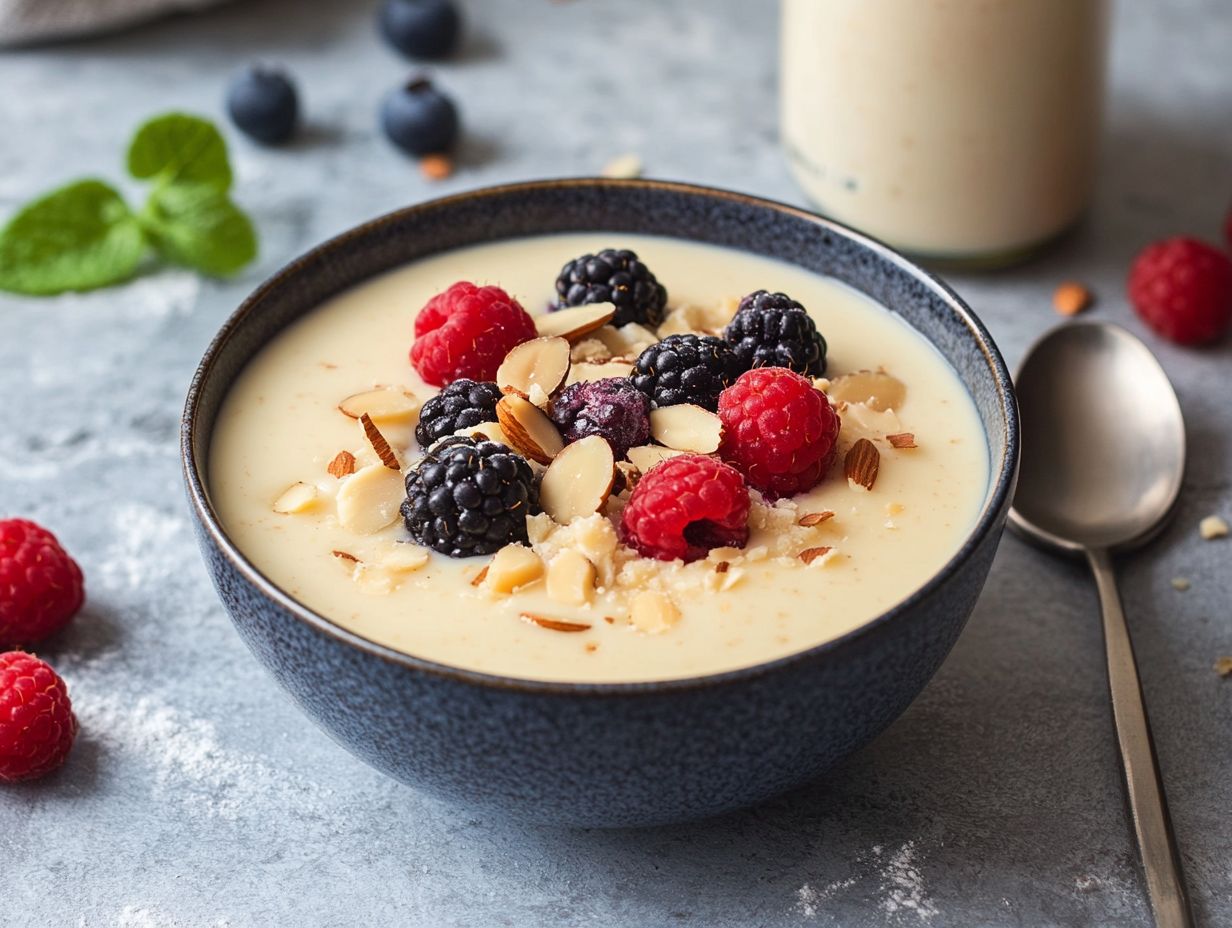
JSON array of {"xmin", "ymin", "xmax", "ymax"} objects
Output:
[{"xmin": 184, "ymin": 180, "xmax": 1018, "ymax": 827}]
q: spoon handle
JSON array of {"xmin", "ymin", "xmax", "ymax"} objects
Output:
[{"xmin": 1087, "ymin": 547, "xmax": 1193, "ymax": 928}]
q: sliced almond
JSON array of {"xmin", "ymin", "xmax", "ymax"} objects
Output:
[
  {"xmin": 453, "ymin": 420, "xmax": 510, "ymax": 446},
  {"xmin": 1053, "ymin": 281, "xmax": 1092, "ymax": 316},
  {"xmin": 484, "ymin": 544, "xmax": 544, "ymax": 593},
  {"xmin": 327, "ymin": 450, "xmax": 356, "ymax": 478},
  {"xmin": 539, "ymin": 435, "xmax": 616, "ymax": 524},
  {"xmin": 382, "ymin": 544, "xmax": 430, "ymax": 573},
  {"xmin": 845, "ymin": 438, "xmax": 880, "ymax": 491},
  {"xmin": 565, "ymin": 359, "xmax": 636, "ymax": 386},
  {"xmin": 649, "ymin": 404, "xmax": 723, "ymax": 453},
  {"xmin": 626, "ymin": 444, "xmax": 684, "ymax": 473},
  {"xmin": 828, "ymin": 370, "xmax": 906, "ymax": 412},
  {"xmin": 798, "ymin": 510, "xmax": 835, "ymax": 527},
  {"xmin": 273, "ymin": 482, "xmax": 319, "ymax": 514},
  {"xmin": 338, "ymin": 387, "xmax": 420, "ymax": 423},
  {"xmin": 614, "ymin": 460, "xmax": 641, "ymax": 493},
  {"xmin": 360, "ymin": 414, "xmax": 401, "ymax": 470},
  {"xmin": 593, "ymin": 322, "xmax": 658, "ymax": 358},
  {"xmin": 886, "ymin": 432, "xmax": 917, "ymax": 449},
  {"xmin": 546, "ymin": 549, "xmax": 597, "ymax": 606},
  {"xmin": 470, "ymin": 565, "xmax": 489, "ymax": 587},
  {"xmin": 656, "ymin": 302, "xmax": 738, "ymax": 338},
  {"xmin": 497, "ymin": 336, "xmax": 571, "ymax": 401},
  {"xmin": 799, "ymin": 545, "xmax": 833, "ymax": 565},
  {"xmin": 520, "ymin": 612, "xmax": 591, "ymax": 633},
  {"xmin": 495, "ymin": 394, "xmax": 565, "ymax": 464},
  {"xmin": 534, "ymin": 303, "xmax": 616, "ymax": 342},
  {"xmin": 336, "ymin": 463, "xmax": 404, "ymax": 534},
  {"xmin": 628, "ymin": 590, "xmax": 681, "ymax": 635},
  {"xmin": 332, "ymin": 549, "xmax": 360, "ymax": 564}
]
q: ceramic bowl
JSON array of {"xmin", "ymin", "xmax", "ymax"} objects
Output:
[{"xmin": 182, "ymin": 179, "xmax": 1018, "ymax": 827}]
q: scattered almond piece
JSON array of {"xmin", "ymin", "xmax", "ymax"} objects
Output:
[
  {"xmin": 601, "ymin": 153, "xmax": 643, "ymax": 179},
  {"xmin": 539, "ymin": 435, "xmax": 616, "ymax": 524},
  {"xmin": 585, "ymin": 642, "xmax": 599, "ymax": 653},
  {"xmin": 534, "ymin": 303, "xmax": 615, "ymax": 342},
  {"xmin": 626, "ymin": 445, "xmax": 685, "ymax": 473},
  {"xmin": 614, "ymin": 460, "xmax": 641, "ymax": 493},
  {"xmin": 336, "ymin": 463, "xmax": 404, "ymax": 534},
  {"xmin": 714, "ymin": 561, "xmax": 730, "ymax": 574},
  {"xmin": 799, "ymin": 546, "xmax": 833, "ymax": 565},
  {"xmin": 1053, "ymin": 281, "xmax": 1093, "ymax": 317},
  {"xmin": 382, "ymin": 544, "xmax": 430, "ymax": 573},
  {"xmin": 1199, "ymin": 515, "xmax": 1229, "ymax": 540},
  {"xmin": 1171, "ymin": 577, "xmax": 1191, "ymax": 592},
  {"xmin": 649, "ymin": 404, "xmax": 723, "ymax": 453},
  {"xmin": 485, "ymin": 544, "xmax": 544, "ymax": 593},
  {"xmin": 497, "ymin": 336, "xmax": 571, "ymax": 400},
  {"xmin": 495, "ymin": 394, "xmax": 565, "ymax": 463},
  {"xmin": 628, "ymin": 590, "xmax": 681, "ymax": 635},
  {"xmin": 360, "ymin": 414, "xmax": 401, "ymax": 470},
  {"xmin": 419, "ymin": 154, "xmax": 454, "ymax": 181},
  {"xmin": 566, "ymin": 359, "xmax": 635, "ymax": 385},
  {"xmin": 327, "ymin": 450, "xmax": 356, "ymax": 478},
  {"xmin": 886, "ymin": 432, "xmax": 917, "ymax": 449},
  {"xmin": 521, "ymin": 612, "xmax": 591, "ymax": 633},
  {"xmin": 828, "ymin": 370, "xmax": 906, "ymax": 412},
  {"xmin": 331, "ymin": 549, "xmax": 360, "ymax": 564},
  {"xmin": 797, "ymin": 510, "xmax": 835, "ymax": 527},
  {"xmin": 452, "ymin": 420, "xmax": 510, "ymax": 446},
  {"xmin": 339, "ymin": 387, "xmax": 420, "ymax": 423},
  {"xmin": 546, "ymin": 549, "xmax": 597, "ymax": 606},
  {"xmin": 592, "ymin": 322, "xmax": 658, "ymax": 358},
  {"xmin": 272, "ymin": 482, "xmax": 319, "ymax": 514},
  {"xmin": 845, "ymin": 438, "xmax": 880, "ymax": 491},
  {"xmin": 1214, "ymin": 657, "xmax": 1232, "ymax": 677},
  {"xmin": 470, "ymin": 565, "xmax": 489, "ymax": 587}
]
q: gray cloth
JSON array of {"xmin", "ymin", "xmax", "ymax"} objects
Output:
[{"xmin": 0, "ymin": 0, "xmax": 230, "ymax": 45}]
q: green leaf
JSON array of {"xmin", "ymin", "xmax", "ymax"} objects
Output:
[
  {"xmin": 127, "ymin": 113, "xmax": 232, "ymax": 191},
  {"xmin": 141, "ymin": 184, "xmax": 257, "ymax": 276},
  {"xmin": 0, "ymin": 179, "xmax": 146, "ymax": 296}
]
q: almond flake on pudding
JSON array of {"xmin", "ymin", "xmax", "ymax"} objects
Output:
[
  {"xmin": 886, "ymin": 432, "xmax": 917, "ymax": 449},
  {"xmin": 470, "ymin": 565, "xmax": 489, "ymax": 587},
  {"xmin": 382, "ymin": 544, "xmax": 430, "ymax": 573},
  {"xmin": 359, "ymin": 414, "xmax": 401, "ymax": 470},
  {"xmin": 566, "ymin": 359, "xmax": 636, "ymax": 386},
  {"xmin": 452, "ymin": 420, "xmax": 511, "ymax": 446},
  {"xmin": 799, "ymin": 546, "xmax": 834, "ymax": 565},
  {"xmin": 495, "ymin": 394, "xmax": 565, "ymax": 464},
  {"xmin": 534, "ymin": 303, "xmax": 615, "ymax": 342},
  {"xmin": 592, "ymin": 322, "xmax": 658, "ymax": 358},
  {"xmin": 629, "ymin": 590, "xmax": 681, "ymax": 635},
  {"xmin": 521, "ymin": 612, "xmax": 592, "ymax": 633},
  {"xmin": 484, "ymin": 544, "xmax": 544, "ymax": 594},
  {"xmin": 338, "ymin": 387, "xmax": 420, "ymax": 423},
  {"xmin": 626, "ymin": 444, "xmax": 685, "ymax": 473},
  {"xmin": 546, "ymin": 548, "xmax": 597, "ymax": 606},
  {"xmin": 497, "ymin": 336, "xmax": 571, "ymax": 401},
  {"xmin": 649, "ymin": 404, "xmax": 723, "ymax": 453},
  {"xmin": 828, "ymin": 369, "xmax": 906, "ymax": 412},
  {"xmin": 336, "ymin": 463, "xmax": 404, "ymax": 534},
  {"xmin": 272, "ymin": 482, "xmax": 319, "ymax": 514},
  {"xmin": 331, "ymin": 549, "xmax": 360, "ymax": 564},
  {"xmin": 327, "ymin": 450, "xmax": 357, "ymax": 478},
  {"xmin": 797, "ymin": 510, "xmax": 835, "ymax": 527},
  {"xmin": 656, "ymin": 301, "xmax": 738, "ymax": 337},
  {"xmin": 845, "ymin": 438, "xmax": 880, "ymax": 491},
  {"xmin": 539, "ymin": 435, "xmax": 616, "ymax": 524}
]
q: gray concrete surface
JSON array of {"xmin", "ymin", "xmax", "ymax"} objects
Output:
[{"xmin": 1, "ymin": 1, "xmax": 1229, "ymax": 925}]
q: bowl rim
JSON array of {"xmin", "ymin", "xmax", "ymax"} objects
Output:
[{"xmin": 182, "ymin": 177, "xmax": 1019, "ymax": 697}]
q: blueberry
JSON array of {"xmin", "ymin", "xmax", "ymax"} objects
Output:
[
  {"xmin": 225, "ymin": 66, "xmax": 299, "ymax": 145},
  {"xmin": 378, "ymin": 0, "xmax": 462, "ymax": 60},
  {"xmin": 380, "ymin": 77, "xmax": 459, "ymax": 156}
]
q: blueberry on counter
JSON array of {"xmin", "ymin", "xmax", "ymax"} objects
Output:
[
  {"xmin": 380, "ymin": 77, "xmax": 459, "ymax": 156},
  {"xmin": 225, "ymin": 66, "xmax": 299, "ymax": 145},
  {"xmin": 378, "ymin": 0, "xmax": 462, "ymax": 60}
]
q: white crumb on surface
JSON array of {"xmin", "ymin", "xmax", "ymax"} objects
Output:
[
  {"xmin": 108, "ymin": 906, "xmax": 232, "ymax": 928},
  {"xmin": 98, "ymin": 502, "xmax": 189, "ymax": 593},
  {"xmin": 601, "ymin": 152, "xmax": 643, "ymax": 178},
  {"xmin": 1171, "ymin": 577, "xmax": 1192, "ymax": 591},
  {"xmin": 793, "ymin": 843, "xmax": 937, "ymax": 923},
  {"xmin": 879, "ymin": 842, "xmax": 939, "ymax": 920},
  {"xmin": 1199, "ymin": 515, "xmax": 1229, "ymax": 540}
]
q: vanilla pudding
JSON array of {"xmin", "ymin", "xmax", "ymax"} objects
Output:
[{"xmin": 209, "ymin": 234, "xmax": 988, "ymax": 683}]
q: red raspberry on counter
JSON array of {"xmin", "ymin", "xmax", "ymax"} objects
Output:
[
  {"xmin": 620, "ymin": 454, "xmax": 750, "ymax": 562},
  {"xmin": 0, "ymin": 651, "xmax": 78, "ymax": 782},
  {"xmin": 410, "ymin": 281, "xmax": 537, "ymax": 386},
  {"xmin": 0, "ymin": 519, "xmax": 84, "ymax": 648},
  {"xmin": 1127, "ymin": 237, "xmax": 1232, "ymax": 345},
  {"xmin": 716, "ymin": 367, "xmax": 841, "ymax": 498}
]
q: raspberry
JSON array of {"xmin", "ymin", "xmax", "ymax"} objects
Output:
[
  {"xmin": 1127, "ymin": 238, "xmax": 1232, "ymax": 345},
  {"xmin": 554, "ymin": 248, "xmax": 667, "ymax": 328},
  {"xmin": 0, "ymin": 519, "xmax": 84, "ymax": 649},
  {"xmin": 724, "ymin": 290, "xmax": 828, "ymax": 376},
  {"xmin": 410, "ymin": 282, "xmax": 537, "ymax": 386},
  {"xmin": 401, "ymin": 437, "xmax": 539, "ymax": 557},
  {"xmin": 619, "ymin": 454, "xmax": 750, "ymax": 562},
  {"xmin": 0, "ymin": 651, "xmax": 78, "ymax": 782},
  {"xmin": 549, "ymin": 378, "xmax": 651, "ymax": 459},
  {"xmin": 631, "ymin": 334, "xmax": 743, "ymax": 410},
  {"xmin": 414, "ymin": 378, "xmax": 503, "ymax": 449},
  {"xmin": 717, "ymin": 368, "xmax": 841, "ymax": 498}
]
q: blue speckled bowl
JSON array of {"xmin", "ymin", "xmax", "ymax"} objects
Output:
[{"xmin": 182, "ymin": 180, "xmax": 1018, "ymax": 828}]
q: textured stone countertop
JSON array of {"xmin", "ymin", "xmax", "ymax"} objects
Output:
[{"xmin": 1, "ymin": 1, "xmax": 1229, "ymax": 925}]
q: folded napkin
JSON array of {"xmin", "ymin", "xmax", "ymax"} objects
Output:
[{"xmin": 0, "ymin": 0, "xmax": 230, "ymax": 45}]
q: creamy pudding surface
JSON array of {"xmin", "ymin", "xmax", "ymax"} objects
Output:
[{"xmin": 210, "ymin": 234, "xmax": 988, "ymax": 683}]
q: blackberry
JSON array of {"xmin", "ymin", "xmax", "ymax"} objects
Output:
[
  {"xmin": 724, "ymin": 291, "xmax": 828, "ymax": 376},
  {"xmin": 554, "ymin": 248, "xmax": 667, "ymax": 328},
  {"xmin": 415, "ymin": 379, "xmax": 503, "ymax": 449},
  {"xmin": 401, "ymin": 437, "xmax": 539, "ymax": 557},
  {"xmin": 550, "ymin": 378, "xmax": 651, "ymax": 460},
  {"xmin": 630, "ymin": 334, "xmax": 742, "ymax": 410}
]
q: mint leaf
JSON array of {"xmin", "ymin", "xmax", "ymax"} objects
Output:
[
  {"xmin": 0, "ymin": 179, "xmax": 146, "ymax": 296},
  {"xmin": 141, "ymin": 184, "xmax": 257, "ymax": 276},
  {"xmin": 127, "ymin": 113, "xmax": 232, "ymax": 192}
]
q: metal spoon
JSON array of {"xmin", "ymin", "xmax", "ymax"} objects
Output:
[{"xmin": 1010, "ymin": 321, "xmax": 1192, "ymax": 928}]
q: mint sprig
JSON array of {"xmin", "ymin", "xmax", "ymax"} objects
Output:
[{"xmin": 0, "ymin": 113, "xmax": 257, "ymax": 296}]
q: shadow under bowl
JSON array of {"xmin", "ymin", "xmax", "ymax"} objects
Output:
[{"xmin": 182, "ymin": 179, "xmax": 1019, "ymax": 828}]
